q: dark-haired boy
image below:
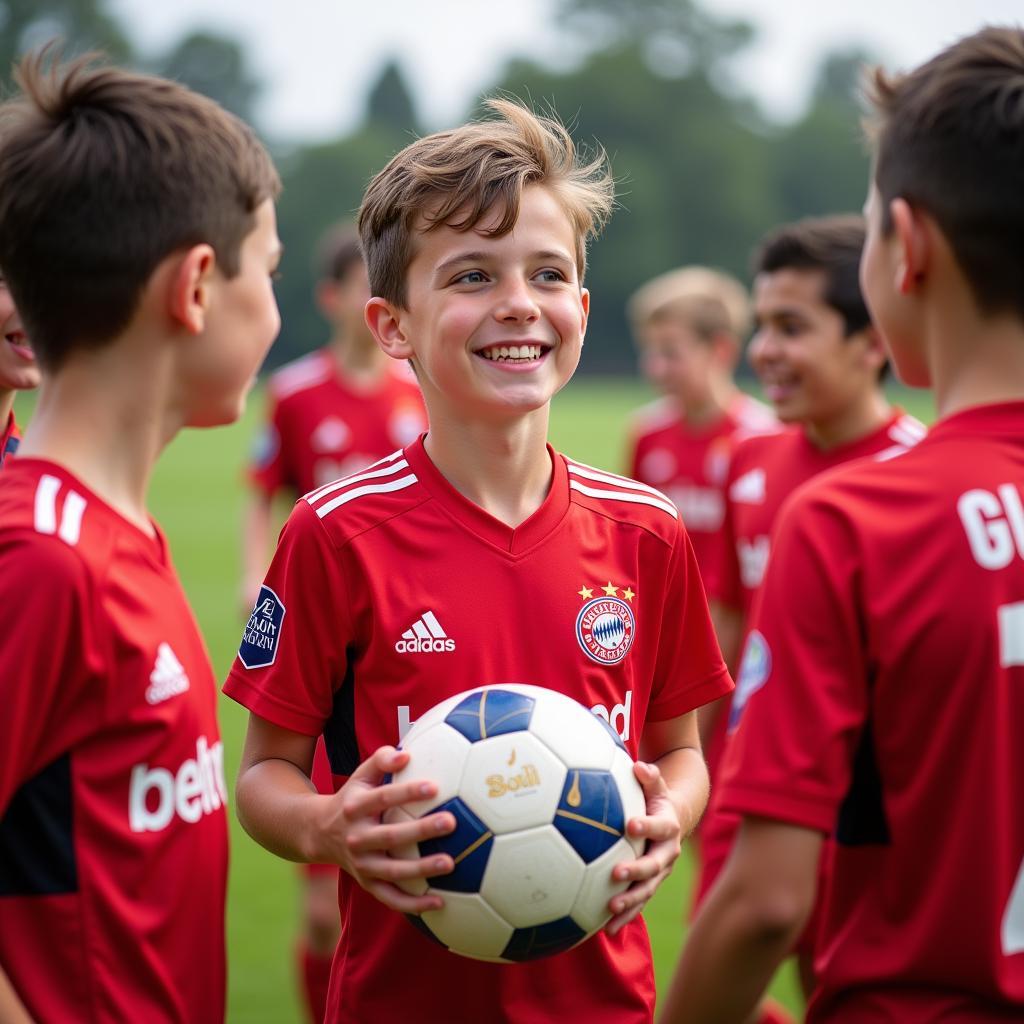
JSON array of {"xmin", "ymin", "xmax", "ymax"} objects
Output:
[
  {"xmin": 664, "ymin": 26, "xmax": 1024, "ymax": 1022},
  {"xmin": 226, "ymin": 99, "xmax": 732, "ymax": 1023},
  {"xmin": 0, "ymin": 53, "xmax": 281, "ymax": 1023}
]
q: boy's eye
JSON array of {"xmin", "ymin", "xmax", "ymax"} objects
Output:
[
  {"xmin": 454, "ymin": 270, "xmax": 487, "ymax": 285},
  {"xmin": 535, "ymin": 268, "xmax": 566, "ymax": 283}
]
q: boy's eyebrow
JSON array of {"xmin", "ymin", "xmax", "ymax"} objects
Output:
[{"xmin": 434, "ymin": 248, "xmax": 575, "ymax": 277}]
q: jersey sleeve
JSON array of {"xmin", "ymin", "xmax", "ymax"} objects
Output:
[
  {"xmin": 247, "ymin": 392, "xmax": 289, "ymax": 497},
  {"xmin": 223, "ymin": 500, "xmax": 351, "ymax": 735},
  {"xmin": 716, "ymin": 487, "xmax": 868, "ymax": 833},
  {"xmin": 647, "ymin": 519, "xmax": 733, "ymax": 721},
  {"xmin": 0, "ymin": 537, "xmax": 103, "ymax": 814}
]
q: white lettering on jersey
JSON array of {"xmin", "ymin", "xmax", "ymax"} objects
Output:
[
  {"xmin": 145, "ymin": 642, "xmax": 191, "ymax": 705},
  {"xmin": 395, "ymin": 690, "xmax": 634, "ymax": 743},
  {"xmin": 33, "ymin": 474, "xmax": 87, "ymax": 546},
  {"xmin": 729, "ymin": 468, "xmax": 766, "ymax": 504},
  {"xmin": 958, "ymin": 484, "xmax": 1024, "ymax": 570},
  {"xmin": 129, "ymin": 736, "xmax": 226, "ymax": 833},
  {"xmin": 666, "ymin": 484, "xmax": 724, "ymax": 531},
  {"xmin": 395, "ymin": 611, "xmax": 456, "ymax": 653},
  {"xmin": 590, "ymin": 690, "xmax": 633, "ymax": 742},
  {"xmin": 738, "ymin": 536, "xmax": 770, "ymax": 589}
]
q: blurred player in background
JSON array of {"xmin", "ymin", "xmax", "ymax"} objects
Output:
[
  {"xmin": 625, "ymin": 266, "xmax": 775, "ymax": 599},
  {"xmin": 664, "ymin": 25, "xmax": 1024, "ymax": 1022},
  {"xmin": 241, "ymin": 225, "xmax": 425, "ymax": 1023},
  {"xmin": 226, "ymin": 98, "xmax": 732, "ymax": 1024},
  {"xmin": 676, "ymin": 215, "xmax": 925, "ymax": 1023},
  {"xmin": 0, "ymin": 50, "xmax": 281, "ymax": 1023},
  {"xmin": 0, "ymin": 276, "xmax": 37, "ymax": 466}
]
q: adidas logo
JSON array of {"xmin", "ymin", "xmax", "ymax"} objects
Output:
[
  {"xmin": 730, "ymin": 467, "xmax": 766, "ymax": 504},
  {"xmin": 395, "ymin": 611, "xmax": 455, "ymax": 654},
  {"xmin": 146, "ymin": 642, "xmax": 191, "ymax": 705}
]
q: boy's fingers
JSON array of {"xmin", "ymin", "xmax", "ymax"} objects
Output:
[
  {"xmin": 363, "ymin": 880, "xmax": 446, "ymax": 916},
  {"xmin": 343, "ymin": 776, "xmax": 439, "ymax": 820},
  {"xmin": 346, "ymin": 811, "xmax": 456, "ymax": 853},
  {"xmin": 355, "ymin": 851, "xmax": 454, "ymax": 882}
]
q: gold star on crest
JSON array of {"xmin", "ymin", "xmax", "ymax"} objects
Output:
[
  {"xmin": 577, "ymin": 585, "xmax": 594, "ymax": 599},
  {"xmin": 602, "ymin": 582, "xmax": 619, "ymax": 597},
  {"xmin": 622, "ymin": 587, "xmax": 636, "ymax": 602}
]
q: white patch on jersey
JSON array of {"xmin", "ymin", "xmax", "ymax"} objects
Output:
[
  {"xmin": 34, "ymin": 474, "xmax": 86, "ymax": 546},
  {"xmin": 729, "ymin": 467, "xmax": 766, "ymax": 504},
  {"xmin": 997, "ymin": 602, "xmax": 1024, "ymax": 668},
  {"xmin": 129, "ymin": 736, "xmax": 226, "ymax": 833},
  {"xmin": 666, "ymin": 484, "xmax": 724, "ymax": 531},
  {"xmin": 728, "ymin": 630, "xmax": 771, "ymax": 732},
  {"xmin": 146, "ymin": 642, "xmax": 191, "ymax": 705},
  {"xmin": 576, "ymin": 597, "xmax": 636, "ymax": 665},
  {"xmin": 395, "ymin": 610, "xmax": 456, "ymax": 653},
  {"xmin": 738, "ymin": 536, "xmax": 770, "ymax": 589},
  {"xmin": 310, "ymin": 416, "xmax": 351, "ymax": 453}
]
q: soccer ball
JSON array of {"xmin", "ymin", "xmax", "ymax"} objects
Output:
[{"xmin": 385, "ymin": 683, "xmax": 646, "ymax": 962}]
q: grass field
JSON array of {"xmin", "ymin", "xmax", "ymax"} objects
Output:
[{"xmin": 14, "ymin": 376, "xmax": 934, "ymax": 1022}]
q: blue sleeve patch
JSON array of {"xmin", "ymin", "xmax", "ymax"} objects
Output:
[
  {"xmin": 239, "ymin": 585, "xmax": 287, "ymax": 669},
  {"xmin": 728, "ymin": 629, "xmax": 771, "ymax": 733}
]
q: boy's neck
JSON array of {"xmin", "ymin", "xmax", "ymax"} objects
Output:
[
  {"xmin": 680, "ymin": 378, "xmax": 738, "ymax": 428},
  {"xmin": 926, "ymin": 310, "xmax": 1024, "ymax": 420},
  {"xmin": 423, "ymin": 411, "xmax": 554, "ymax": 529},
  {"xmin": 0, "ymin": 389, "xmax": 13, "ymax": 426},
  {"xmin": 15, "ymin": 343, "xmax": 178, "ymax": 536},
  {"xmin": 802, "ymin": 389, "xmax": 892, "ymax": 451}
]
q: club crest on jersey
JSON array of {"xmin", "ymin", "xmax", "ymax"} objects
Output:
[
  {"xmin": 575, "ymin": 586, "xmax": 635, "ymax": 665},
  {"xmin": 239, "ymin": 585, "xmax": 286, "ymax": 669},
  {"xmin": 728, "ymin": 629, "xmax": 771, "ymax": 732}
]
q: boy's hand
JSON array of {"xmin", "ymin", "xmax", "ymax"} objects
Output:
[
  {"xmin": 317, "ymin": 745, "xmax": 456, "ymax": 914},
  {"xmin": 604, "ymin": 760, "xmax": 682, "ymax": 936}
]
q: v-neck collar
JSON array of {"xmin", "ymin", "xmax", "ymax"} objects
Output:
[{"xmin": 404, "ymin": 434, "xmax": 570, "ymax": 555}]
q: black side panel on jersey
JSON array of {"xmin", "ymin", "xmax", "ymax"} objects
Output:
[
  {"xmin": 0, "ymin": 753, "xmax": 78, "ymax": 895},
  {"xmin": 324, "ymin": 659, "xmax": 359, "ymax": 777},
  {"xmin": 835, "ymin": 716, "xmax": 891, "ymax": 846}
]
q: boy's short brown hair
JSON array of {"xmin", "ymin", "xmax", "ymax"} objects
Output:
[
  {"xmin": 753, "ymin": 215, "xmax": 871, "ymax": 337},
  {"xmin": 0, "ymin": 49, "xmax": 280, "ymax": 370},
  {"xmin": 865, "ymin": 26, "xmax": 1024, "ymax": 321},
  {"xmin": 358, "ymin": 98, "xmax": 614, "ymax": 308},
  {"xmin": 628, "ymin": 266, "xmax": 751, "ymax": 341}
]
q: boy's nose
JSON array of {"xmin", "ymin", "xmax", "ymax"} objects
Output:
[{"xmin": 493, "ymin": 278, "xmax": 540, "ymax": 323}]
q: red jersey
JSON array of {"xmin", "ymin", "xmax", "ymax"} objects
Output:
[
  {"xmin": 627, "ymin": 394, "xmax": 775, "ymax": 593},
  {"xmin": 249, "ymin": 348, "xmax": 426, "ymax": 497},
  {"xmin": 712, "ymin": 410, "xmax": 926, "ymax": 619},
  {"xmin": 720, "ymin": 402, "xmax": 1024, "ymax": 1021},
  {"xmin": 0, "ymin": 460, "xmax": 228, "ymax": 1024},
  {"xmin": 225, "ymin": 436, "xmax": 731, "ymax": 1024},
  {"xmin": 1, "ymin": 410, "xmax": 19, "ymax": 467}
]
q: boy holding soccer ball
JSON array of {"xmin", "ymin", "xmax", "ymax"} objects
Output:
[
  {"xmin": 227, "ymin": 100, "xmax": 732, "ymax": 1023},
  {"xmin": 663, "ymin": 26, "xmax": 1024, "ymax": 1023}
]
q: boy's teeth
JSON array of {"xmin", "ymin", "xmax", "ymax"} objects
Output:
[{"xmin": 482, "ymin": 344, "xmax": 541, "ymax": 361}]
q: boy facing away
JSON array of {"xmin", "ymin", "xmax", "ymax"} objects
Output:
[
  {"xmin": 664, "ymin": 26, "xmax": 1024, "ymax": 1023},
  {"xmin": 225, "ymin": 100, "xmax": 732, "ymax": 1024},
  {"xmin": 625, "ymin": 266, "xmax": 775, "ymax": 596},
  {"xmin": 0, "ymin": 53, "xmax": 281, "ymax": 1023}
]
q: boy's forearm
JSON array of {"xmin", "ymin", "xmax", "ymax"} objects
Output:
[
  {"xmin": 235, "ymin": 758, "xmax": 328, "ymax": 864},
  {"xmin": 0, "ymin": 966, "xmax": 34, "ymax": 1024},
  {"xmin": 654, "ymin": 744, "xmax": 710, "ymax": 837}
]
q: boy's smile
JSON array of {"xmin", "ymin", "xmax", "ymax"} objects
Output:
[
  {"xmin": 373, "ymin": 183, "xmax": 589, "ymax": 423},
  {"xmin": 0, "ymin": 280, "xmax": 39, "ymax": 392}
]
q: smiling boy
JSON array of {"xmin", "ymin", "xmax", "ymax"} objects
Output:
[
  {"xmin": 226, "ymin": 99, "xmax": 731, "ymax": 1024},
  {"xmin": 0, "ymin": 277, "xmax": 37, "ymax": 466}
]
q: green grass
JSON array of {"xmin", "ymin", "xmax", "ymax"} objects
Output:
[{"xmin": 12, "ymin": 377, "xmax": 935, "ymax": 1022}]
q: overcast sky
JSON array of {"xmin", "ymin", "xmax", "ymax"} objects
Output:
[{"xmin": 110, "ymin": 0, "xmax": 1024, "ymax": 140}]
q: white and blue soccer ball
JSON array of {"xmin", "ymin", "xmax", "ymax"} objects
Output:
[{"xmin": 385, "ymin": 683, "xmax": 646, "ymax": 962}]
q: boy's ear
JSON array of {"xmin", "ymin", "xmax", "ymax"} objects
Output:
[
  {"xmin": 579, "ymin": 288, "xmax": 590, "ymax": 344},
  {"xmin": 890, "ymin": 198, "xmax": 929, "ymax": 296},
  {"xmin": 858, "ymin": 325, "xmax": 889, "ymax": 375},
  {"xmin": 364, "ymin": 297, "xmax": 414, "ymax": 361},
  {"xmin": 169, "ymin": 244, "xmax": 216, "ymax": 334}
]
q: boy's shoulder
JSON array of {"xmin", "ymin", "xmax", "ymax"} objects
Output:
[
  {"xmin": 298, "ymin": 447, "xmax": 429, "ymax": 547},
  {"xmin": 266, "ymin": 348, "xmax": 334, "ymax": 403},
  {"xmin": 562, "ymin": 454, "xmax": 680, "ymax": 547},
  {"xmin": 627, "ymin": 397, "xmax": 683, "ymax": 441}
]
